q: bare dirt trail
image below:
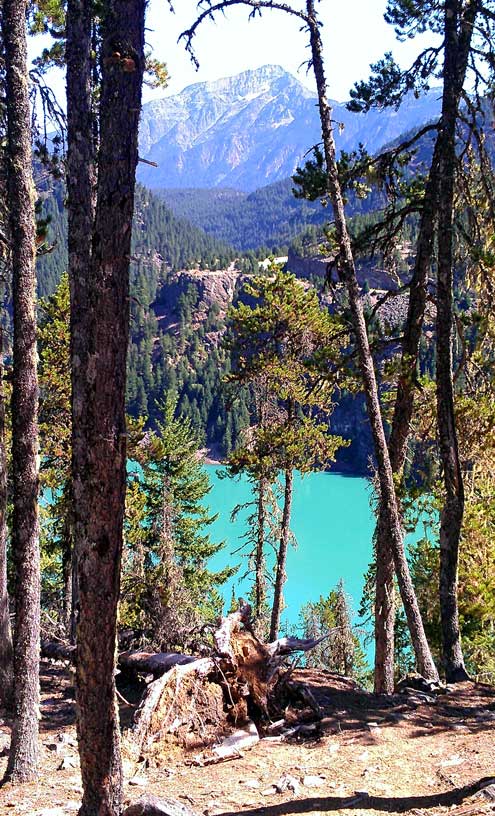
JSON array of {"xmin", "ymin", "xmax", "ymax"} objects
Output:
[{"xmin": 1, "ymin": 664, "xmax": 494, "ymax": 816}]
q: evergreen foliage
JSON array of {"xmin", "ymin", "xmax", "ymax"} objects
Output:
[
  {"xmin": 300, "ymin": 580, "xmax": 369, "ymax": 685},
  {"xmin": 124, "ymin": 398, "xmax": 234, "ymax": 650}
]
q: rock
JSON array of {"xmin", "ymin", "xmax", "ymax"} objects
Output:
[
  {"xmin": 241, "ymin": 779, "xmax": 261, "ymax": 789},
  {"xmin": 440, "ymin": 754, "xmax": 464, "ymax": 767},
  {"xmin": 303, "ymin": 775, "xmax": 325, "ymax": 788},
  {"xmin": 275, "ymin": 774, "xmax": 300, "ymax": 794},
  {"xmin": 57, "ymin": 756, "xmax": 79, "ymax": 770},
  {"xmin": 402, "ymin": 689, "xmax": 436, "ymax": 705},
  {"xmin": 129, "ymin": 776, "xmax": 149, "ymax": 787},
  {"xmin": 56, "ymin": 732, "xmax": 77, "ymax": 746},
  {"xmin": 123, "ymin": 796, "xmax": 200, "ymax": 816},
  {"xmin": 261, "ymin": 786, "xmax": 277, "ymax": 796},
  {"xmin": 35, "ymin": 810, "xmax": 67, "ymax": 816},
  {"xmin": 396, "ymin": 673, "xmax": 443, "ymax": 696},
  {"xmin": 475, "ymin": 710, "xmax": 495, "ymax": 722},
  {"xmin": 45, "ymin": 742, "xmax": 66, "ymax": 755}
]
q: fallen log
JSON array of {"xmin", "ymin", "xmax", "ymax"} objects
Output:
[
  {"xmin": 119, "ymin": 650, "xmax": 197, "ymax": 678},
  {"xmin": 41, "ymin": 638, "xmax": 76, "ymax": 662},
  {"xmin": 41, "ymin": 639, "xmax": 197, "ymax": 679}
]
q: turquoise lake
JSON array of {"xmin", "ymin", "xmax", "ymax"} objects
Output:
[{"xmin": 205, "ymin": 467, "xmax": 376, "ymax": 635}]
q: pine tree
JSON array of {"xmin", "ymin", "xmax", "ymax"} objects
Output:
[
  {"xmin": 300, "ymin": 580, "xmax": 368, "ymax": 684},
  {"xmin": 124, "ymin": 397, "xmax": 232, "ymax": 649},
  {"xmin": 3, "ymin": 0, "xmax": 41, "ymax": 783},
  {"xmin": 182, "ymin": 0, "xmax": 439, "ymax": 687},
  {"xmin": 226, "ymin": 270, "xmax": 346, "ymax": 639}
]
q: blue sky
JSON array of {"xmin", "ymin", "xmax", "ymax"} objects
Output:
[{"xmin": 30, "ymin": 1, "xmax": 437, "ymax": 106}]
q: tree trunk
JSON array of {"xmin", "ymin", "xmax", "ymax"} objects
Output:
[
  {"xmin": 2, "ymin": 0, "xmax": 41, "ymax": 782},
  {"xmin": 61, "ymin": 516, "xmax": 73, "ymax": 638},
  {"xmin": 69, "ymin": 2, "xmax": 146, "ymax": 813},
  {"xmin": 306, "ymin": 0, "xmax": 438, "ymax": 683},
  {"xmin": 373, "ymin": 506, "xmax": 395, "ymax": 694},
  {"xmin": 66, "ymin": 0, "xmax": 95, "ymax": 653},
  {"xmin": 374, "ymin": 0, "xmax": 478, "ymax": 691},
  {"xmin": 254, "ymin": 476, "xmax": 267, "ymax": 629},
  {"xmin": 373, "ymin": 140, "xmax": 442, "ymax": 694},
  {"xmin": 0, "ymin": 329, "xmax": 13, "ymax": 709},
  {"xmin": 436, "ymin": 0, "xmax": 474, "ymax": 684},
  {"xmin": 269, "ymin": 467, "xmax": 293, "ymax": 641}
]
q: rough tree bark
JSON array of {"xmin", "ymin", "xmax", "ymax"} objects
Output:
[
  {"xmin": 68, "ymin": 1, "xmax": 146, "ymax": 813},
  {"xmin": 304, "ymin": 0, "xmax": 438, "ymax": 683},
  {"xmin": 436, "ymin": 0, "xmax": 477, "ymax": 683},
  {"xmin": 66, "ymin": 0, "xmax": 95, "ymax": 653},
  {"xmin": 0, "ymin": 329, "xmax": 13, "ymax": 709},
  {"xmin": 3, "ymin": 0, "xmax": 41, "ymax": 782},
  {"xmin": 254, "ymin": 476, "xmax": 267, "ymax": 628},
  {"xmin": 269, "ymin": 466, "xmax": 294, "ymax": 641}
]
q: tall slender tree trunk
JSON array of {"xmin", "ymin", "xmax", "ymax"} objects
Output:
[
  {"xmin": 374, "ymin": 508, "xmax": 395, "ymax": 694},
  {"xmin": 61, "ymin": 515, "xmax": 73, "ymax": 637},
  {"xmin": 0, "ymin": 329, "xmax": 13, "ymax": 709},
  {"xmin": 66, "ymin": 0, "xmax": 95, "ymax": 652},
  {"xmin": 68, "ymin": 1, "xmax": 146, "ymax": 812},
  {"xmin": 374, "ymin": 136, "xmax": 442, "ymax": 694},
  {"xmin": 3, "ymin": 0, "xmax": 41, "ymax": 782},
  {"xmin": 306, "ymin": 0, "xmax": 438, "ymax": 683},
  {"xmin": 269, "ymin": 467, "xmax": 293, "ymax": 641},
  {"xmin": 373, "ymin": 0, "xmax": 478, "ymax": 691},
  {"xmin": 254, "ymin": 476, "xmax": 267, "ymax": 630},
  {"xmin": 435, "ymin": 0, "xmax": 473, "ymax": 684}
]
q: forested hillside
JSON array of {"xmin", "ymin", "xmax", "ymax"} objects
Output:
[
  {"xmin": 36, "ymin": 183, "xmax": 235, "ymax": 300},
  {"xmin": 36, "ymin": 177, "xmax": 397, "ymax": 469},
  {"xmin": 158, "ymin": 178, "xmax": 386, "ymax": 251}
]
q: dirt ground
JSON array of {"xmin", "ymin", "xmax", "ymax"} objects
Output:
[{"xmin": 1, "ymin": 661, "xmax": 495, "ymax": 816}]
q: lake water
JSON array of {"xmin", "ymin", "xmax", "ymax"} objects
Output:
[{"xmin": 206, "ymin": 467, "xmax": 376, "ymax": 635}]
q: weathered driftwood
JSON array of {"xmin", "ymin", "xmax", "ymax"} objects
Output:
[
  {"xmin": 266, "ymin": 633, "xmax": 331, "ymax": 658},
  {"xmin": 42, "ymin": 608, "xmax": 330, "ymax": 764},
  {"xmin": 211, "ymin": 719, "xmax": 259, "ymax": 758}
]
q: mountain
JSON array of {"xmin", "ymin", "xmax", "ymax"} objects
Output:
[{"xmin": 138, "ymin": 64, "xmax": 442, "ymax": 192}]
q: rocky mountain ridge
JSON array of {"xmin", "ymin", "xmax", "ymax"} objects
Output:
[{"xmin": 138, "ymin": 64, "xmax": 442, "ymax": 191}]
